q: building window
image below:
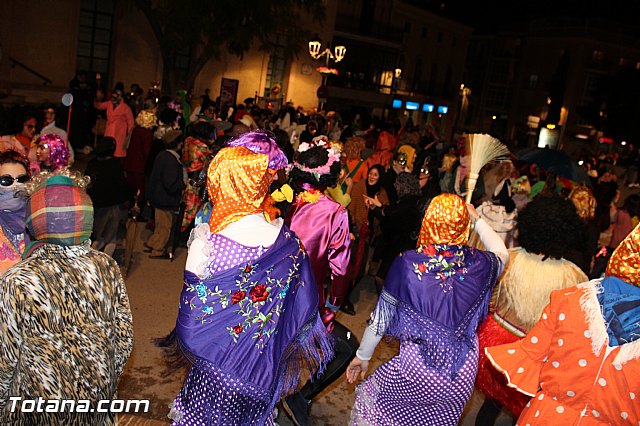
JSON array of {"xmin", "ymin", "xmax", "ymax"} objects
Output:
[
  {"xmin": 429, "ymin": 63, "xmax": 438, "ymax": 93},
  {"xmin": 421, "ymin": 27, "xmax": 428, "ymax": 38},
  {"xmin": 488, "ymin": 61, "xmax": 509, "ymax": 83},
  {"xmin": 265, "ymin": 34, "xmax": 288, "ymax": 98},
  {"xmin": 76, "ymin": 0, "xmax": 115, "ymax": 77},
  {"xmin": 413, "ymin": 59, "xmax": 422, "ymax": 91},
  {"xmin": 485, "ymin": 86, "xmax": 507, "ymax": 109},
  {"xmin": 529, "ymin": 74, "xmax": 538, "ymax": 89},
  {"xmin": 582, "ymin": 71, "xmax": 600, "ymax": 99},
  {"xmin": 444, "ymin": 64, "xmax": 452, "ymax": 95},
  {"xmin": 378, "ymin": 70, "xmax": 394, "ymax": 91}
]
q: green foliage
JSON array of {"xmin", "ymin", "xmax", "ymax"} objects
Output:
[{"xmin": 134, "ymin": 0, "xmax": 325, "ymax": 90}]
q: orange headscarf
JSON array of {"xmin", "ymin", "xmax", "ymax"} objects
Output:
[
  {"xmin": 207, "ymin": 146, "xmax": 272, "ymax": 234},
  {"xmin": 606, "ymin": 223, "xmax": 640, "ymax": 286},
  {"xmin": 417, "ymin": 193, "xmax": 470, "ymax": 246}
]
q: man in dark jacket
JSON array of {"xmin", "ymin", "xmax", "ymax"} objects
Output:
[{"xmin": 145, "ymin": 129, "xmax": 186, "ymax": 258}]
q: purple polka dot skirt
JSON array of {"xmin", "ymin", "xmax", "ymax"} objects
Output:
[
  {"xmin": 351, "ymin": 341, "xmax": 478, "ymax": 425},
  {"xmin": 169, "ymin": 358, "xmax": 275, "ymax": 426}
]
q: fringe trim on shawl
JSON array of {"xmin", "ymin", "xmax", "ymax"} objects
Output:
[
  {"xmin": 578, "ymin": 279, "xmax": 609, "ymax": 358},
  {"xmin": 578, "ymin": 279, "xmax": 640, "ymax": 365},
  {"xmin": 277, "ymin": 313, "xmax": 335, "ymax": 398},
  {"xmin": 369, "ymin": 251, "xmax": 499, "ymax": 379},
  {"xmin": 501, "ymin": 248, "xmax": 587, "ymax": 330},
  {"xmin": 154, "ymin": 314, "xmax": 334, "ymax": 396},
  {"xmin": 370, "ymin": 290, "xmax": 472, "ymax": 379},
  {"xmin": 152, "ymin": 328, "xmax": 191, "ymax": 377}
]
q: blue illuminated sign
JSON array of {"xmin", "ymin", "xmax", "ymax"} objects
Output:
[
  {"xmin": 406, "ymin": 101, "xmax": 419, "ymax": 110},
  {"xmin": 422, "ymin": 103, "xmax": 434, "ymax": 112}
]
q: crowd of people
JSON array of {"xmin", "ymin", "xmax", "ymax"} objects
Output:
[{"xmin": 0, "ymin": 79, "xmax": 638, "ymax": 425}]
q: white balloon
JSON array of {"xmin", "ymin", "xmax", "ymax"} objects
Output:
[{"xmin": 61, "ymin": 93, "xmax": 74, "ymax": 107}]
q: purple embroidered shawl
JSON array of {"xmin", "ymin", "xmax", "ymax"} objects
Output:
[
  {"xmin": 373, "ymin": 244, "xmax": 500, "ymax": 377},
  {"xmin": 176, "ymin": 226, "xmax": 333, "ymax": 423}
]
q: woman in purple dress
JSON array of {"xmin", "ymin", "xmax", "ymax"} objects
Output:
[
  {"xmin": 346, "ymin": 193, "xmax": 509, "ymax": 425},
  {"xmin": 166, "ymin": 131, "xmax": 333, "ymax": 425}
]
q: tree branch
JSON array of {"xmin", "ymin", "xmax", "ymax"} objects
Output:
[{"xmin": 133, "ymin": 0, "xmax": 165, "ymax": 49}]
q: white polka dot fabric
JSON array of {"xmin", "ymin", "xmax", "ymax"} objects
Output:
[
  {"xmin": 206, "ymin": 233, "xmax": 269, "ymax": 276},
  {"xmin": 351, "ymin": 339, "xmax": 479, "ymax": 424}
]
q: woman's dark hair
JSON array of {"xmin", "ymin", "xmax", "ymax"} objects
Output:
[
  {"xmin": 214, "ymin": 134, "xmax": 232, "ymax": 148},
  {"xmin": 289, "ymin": 145, "xmax": 341, "ymax": 191},
  {"xmin": 158, "ymin": 108, "xmax": 179, "ymax": 126},
  {"xmin": 593, "ymin": 181, "xmax": 618, "ymax": 232},
  {"xmin": 368, "ymin": 164, "xmax": 386, "ymax": 180},
  {"xmin": 94, "ymin": 136, "xmax": 116, "ymax": 157},
  {"xmin": 0, "ymin": 150, "xmax": 29, "ymax": 174},
  {"xmin": 622, "ymin": 194, "xmax": 640, "ymax": 218},
  {"xmin": 517, "ymin": 195, "xmax": 584, "ymax": 260},
  {"xmin": 189, "ymin": 122, "xmax": 213, "ymax": 142},
  {"xmin": 273, "ymin": 128, "xmax": 294, "ymax": 162}
]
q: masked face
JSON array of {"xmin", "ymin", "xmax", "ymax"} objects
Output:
[
  {"xmin": 111, "ymin": 91, "xmax": 122, "ymax": 106},
  {"xmin": 0, "ymin": 162, "xmax": 29, "ymax": 212}
]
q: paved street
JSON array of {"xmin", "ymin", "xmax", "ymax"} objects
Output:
[{"xmin": 115, "ymin": 225, "xmax": 513, "ymax": 425}]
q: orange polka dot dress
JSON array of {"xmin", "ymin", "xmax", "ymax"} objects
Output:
[{"xmin": 486, "ymin": 280, "xmax": 640, "ymax": 425}]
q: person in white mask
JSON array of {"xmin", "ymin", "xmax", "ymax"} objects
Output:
[{"xmin": 0, "ymin": 150, "xmax": 30, "ymax": 274}]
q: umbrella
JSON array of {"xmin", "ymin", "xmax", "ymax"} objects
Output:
[{"xmin": 517, "ymin": 147, "xmax": 581, "ymax": 181}]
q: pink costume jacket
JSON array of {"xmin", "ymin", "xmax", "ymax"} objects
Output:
[
  {"xmin": 285, "ymin": 193, "xmax": 352, "ymax": 307},
  {"xmin": 95, "ymin": 101, "xmax": 134, "ymax": 158}
]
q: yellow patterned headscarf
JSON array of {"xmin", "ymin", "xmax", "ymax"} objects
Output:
[
  {"xmin": 397, "ymin": 144, "xmax": 416, "ymax": 171},
  {"xmin": 135, "ymin": 109, "xmax": 157, "ymax": 129},
  {"xmin": 207, "ymin": 146, "xmax": 272, "ymax": 234},
  {"xmin": 569, "ymin": 185, "xmax": 596, "ymax": 221},
  {"xmin": 418, "ymin": 193, "xmax": 470, "ymax": 246},
  {"xmin": 606, "ymin": 223, "xmax": 640, "ymax": 286}
]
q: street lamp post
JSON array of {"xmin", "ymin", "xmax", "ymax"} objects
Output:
[{"xmin": 308, "ymin": 37, "xmax": 346, "ymax": 110}]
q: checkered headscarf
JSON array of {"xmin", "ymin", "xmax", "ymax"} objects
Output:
[{"xmin": 26, "ymin": 174, "xmax": 93, "ymax": 246}]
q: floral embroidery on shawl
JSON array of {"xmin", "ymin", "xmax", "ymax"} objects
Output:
[
  {"xmin": 184, "ymin": 236, "xmax": 308, "ymax": 352},
  {"xmin": 412, "ymin": 244, "xmax": 469, "ymax": 293}
]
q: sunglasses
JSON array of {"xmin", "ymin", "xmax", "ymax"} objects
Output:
[
  {"xmin": 0, "ymin": 175, "xmax": 29, "ymax": 187},
  {"xmin": 25, "ymin": 125, "xmax": 36, "ymax": 129}
]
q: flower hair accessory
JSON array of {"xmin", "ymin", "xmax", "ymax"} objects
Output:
[{"xmin": 293, "ymin": 135, "xmax": 341, "ymax": 181}]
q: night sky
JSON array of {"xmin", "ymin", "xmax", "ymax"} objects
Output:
[{"xmin": 405, "ymin": 0, "xmax": 640, "ymax": 30}]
